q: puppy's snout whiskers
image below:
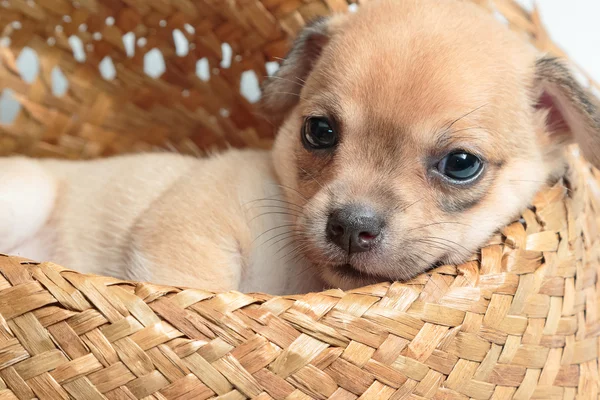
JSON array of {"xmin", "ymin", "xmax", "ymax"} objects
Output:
[
  {"xmin": 394, "ymin": 197, "xmax": 425, "ymax": 212},
  {"xmin": 244, "ymin": 193, "xmax": 314, "ymax": 265},
  {"xmin": 252, "ymin": 224, "xmax": 298, "ymax": 244},
  {"xmin": 248, "ymin": 210, "xmax": 302, "ymax": 224},
  {"xmin": 266, "ymin": 231, "xmax": 305, "ymax": 250},
  {"xmin": 421, "ymin": 236, "xmax": 471, "ymax": 254},
  {"xmin": 243, "ymin": 196, "xmax": 305, "ymax": 211},
  {"xmin": 405, "ymin": 221, "xmax": 472, "ymax": 232},
  {"xmin": 278, "ymin": 242, "xmax": 310, "ymax": 264},
  {"xmin": 247, "ymin": 204, "xmax": 303, "ymax": 214},
  {"xmin": 268, "ymin": 182, "xmax": 311, "ymax": 203}
]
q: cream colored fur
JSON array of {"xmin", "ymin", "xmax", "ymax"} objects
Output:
[{"xmin": 1, "ymin": 152, "xmax": 322, "ymax": 294}]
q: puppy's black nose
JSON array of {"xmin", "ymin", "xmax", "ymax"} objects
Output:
[{"xmin": 326, "ymin": 204, "xmax": 384, "ymax": 253}]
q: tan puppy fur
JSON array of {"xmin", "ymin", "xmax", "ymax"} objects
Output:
[
  {"xmin": 2, "ymin": 0, "xmax": 600, "ymax": 293},
  {"xmin": 264, "ymin": 0, "xmax": 600, "ymax": 289},
  {"xmin": 1, "ymin": 151, "xmax": 324, "ymax": 294}
]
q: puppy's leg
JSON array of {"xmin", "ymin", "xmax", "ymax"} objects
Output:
[
  {"xmin": 122, "ymin": 190, "xmax": 250, "ymax": 291},
  {"xmin": 124, "ymin": 237, "xmax": 245, "ymax": 291},
  {"xmin": 0, "ymin": 157, "xmax": 57, "ymax": 253},
  {"xmin": 123, "ymin": 222, "xmax": 247, "ymax": 291}
]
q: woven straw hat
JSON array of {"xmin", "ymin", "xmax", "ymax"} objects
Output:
[{"xmin": 1, "ymin": 1, "xmax": 599, "ymax": 399}]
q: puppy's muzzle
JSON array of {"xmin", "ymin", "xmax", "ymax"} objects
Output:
[{"xmin": 326, "ymin": 204, "xmax": 384, "ymax": 253}]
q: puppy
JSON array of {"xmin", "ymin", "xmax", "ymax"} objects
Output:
[
  {"xmin": 0, "ymin": 151, "xmax": 319, "ymax": 294},
  {"xmin": 2, "ymin": 0, "xmax": 599, "ymax": 294}
]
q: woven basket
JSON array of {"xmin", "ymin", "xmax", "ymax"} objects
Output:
[{"xmin": 1, "ymin": 1, "xmax": 600, "ymax": 399}]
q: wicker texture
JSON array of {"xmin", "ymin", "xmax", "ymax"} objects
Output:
[
  {"xmin": 1, "ymin": 0, "xmax": 599, "ymax": 159},
  {"xmin": 0, "ymin": 149, "xmax": 597, "ymax": 399}
]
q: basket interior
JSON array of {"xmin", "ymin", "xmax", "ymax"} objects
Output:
[{"xmin": 0, "ymin": 0, "xmax": 598, "ymax": 160}]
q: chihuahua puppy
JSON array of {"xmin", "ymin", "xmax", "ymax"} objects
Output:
[{"xmin": 2, "ymin": 0, "xmax": 599, "ymax": 294}]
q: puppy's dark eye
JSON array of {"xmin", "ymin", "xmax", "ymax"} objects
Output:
[
  {"xmin": 437, "ymin": 151, "xmax": 483, "ymax": 181},
  {"xmin": 302, "ymin": 117, "xmax": 337, "ymax": 150}
]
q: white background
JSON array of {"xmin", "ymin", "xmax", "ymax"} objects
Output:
[{"xmin": 516, "ymin": 0, "xmax": 600, "ymax": 83}]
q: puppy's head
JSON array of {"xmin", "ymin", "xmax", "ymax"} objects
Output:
[{"xmin": 262, "ymin": 0, "xmax": 600, "ymax": 290}]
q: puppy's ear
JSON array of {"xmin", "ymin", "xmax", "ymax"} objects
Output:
[
  {"xmin": 260, "ymin": 17, "xmax": 333, "ymax": 127},
  {"xmin": 534, "ymin": 56, "xmax": 600, "ymax": 168}
]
